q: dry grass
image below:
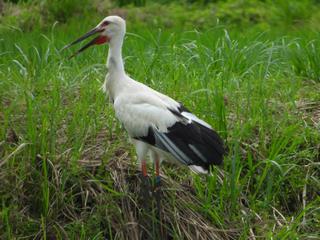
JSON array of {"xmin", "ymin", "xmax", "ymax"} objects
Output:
[
  {"xmin": 1, "ymin": 127, "xmax": 240, "ymax": 239},
  {"xmin": 296, "ymin": 99, "xmax": 320, "ymax": 128},
  {"xmin": 79, "ymin": 130, "xmax": 239, "ymax": 239},
  {"xmin": 104, "ymin": 156, "xmax": 238, "ymax": 240}
]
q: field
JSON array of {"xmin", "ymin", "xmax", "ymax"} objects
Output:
[{"xmin": 0, "ymin": 0, "xmax": 319, "ymax": 239}]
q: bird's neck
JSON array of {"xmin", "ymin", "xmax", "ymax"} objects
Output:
[{"xmin": 107, "ymin": 37, "xmax": 125, "ymax": 76}]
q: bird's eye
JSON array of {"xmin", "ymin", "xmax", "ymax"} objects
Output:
[{"xmin": 101, "ymin": 21, "xmax": 110, "ymax": 27}]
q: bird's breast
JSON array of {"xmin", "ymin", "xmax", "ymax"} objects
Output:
[{"xmin": 102, "ymin": 74, "xmax": 118, "ymax": 103}]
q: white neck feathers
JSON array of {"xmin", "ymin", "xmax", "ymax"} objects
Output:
[{"xmin": 107, "ymin": 36, "xmax": 125, "ymax": 76}]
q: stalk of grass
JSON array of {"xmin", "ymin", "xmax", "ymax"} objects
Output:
[{"xmin": 1, "ymin": 204, "xmax": 12, "ymax": 239}]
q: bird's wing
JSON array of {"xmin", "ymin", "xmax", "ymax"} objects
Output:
[
  {"xmin": 152, "ymin": 106, "xmax": 225, "ymax": 170},
  {"xmin": 114, "ymin": 92, "xmax": 225, "ymax": 172},
  {"xmin": 113, "ymin": 93, "xmax": 179, "ymax": 137}
]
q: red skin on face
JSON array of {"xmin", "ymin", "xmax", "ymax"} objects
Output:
[{"xmin": 95, "ymin": 36, "xmax": 109, "ymax": 44}]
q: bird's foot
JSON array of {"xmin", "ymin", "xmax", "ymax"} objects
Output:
[{"xmin": 153, "ymin": 175, "xmax": 161, "ymax": 192}]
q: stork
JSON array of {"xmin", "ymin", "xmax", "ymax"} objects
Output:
[{"xmin": 62, "ymin": 16, "xmax": 225, "ymax": 186}]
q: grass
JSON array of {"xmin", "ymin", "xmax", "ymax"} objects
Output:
[{"xmin": 1, "ymin": 3, "xmax": 320, "ymax": 239}]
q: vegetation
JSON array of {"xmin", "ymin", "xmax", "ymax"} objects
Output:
[{"xmin": 0, "ymin": 0, "xmax": 319, "ymax": 239}]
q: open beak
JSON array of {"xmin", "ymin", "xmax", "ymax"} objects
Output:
[{"xmin": 61, "ymin": 27, "xmax": 109, "ymax": 59}]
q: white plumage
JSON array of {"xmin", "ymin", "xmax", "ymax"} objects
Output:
[{"xmin": 63, "ymin": 16, "xmax": 225, "ymax": 176}]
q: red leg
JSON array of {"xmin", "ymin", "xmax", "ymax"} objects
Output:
[
  {"xmin": 140, "ymin": 160, "xmax": 151, "ymax": 201},
  {"xmin": 155, "ymin": 158, "xmax": 160, "ymax": 177},
  {"xmin": 155, "ymin": 158, "xmax": 161, "ymax": 186},
  {"xmin": 141, "ymin": 160, "xmax": 148, "ymax": 177}
]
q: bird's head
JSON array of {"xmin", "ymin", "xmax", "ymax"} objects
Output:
[{"xmin": 62, "ymin": 16, "xmax": 126, "ymax": 58}]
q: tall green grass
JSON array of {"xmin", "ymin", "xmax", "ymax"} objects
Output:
[{"xmin": 0, "ymin": 14, "xmax": 319, "ymax": 239}]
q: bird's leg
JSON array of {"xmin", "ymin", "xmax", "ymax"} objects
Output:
[
  {"xmin": 150, "ymin": 151, "xmax": 161, "ymax": 190},
  {"xmin": 141, "ymin": 160, "xmax": 148, "ymax": 177},
  {"xmin": 140, "ymin": 160, "xmax": 151, "ymax": 199},
  {"xmin": 153, "ymin": 157, "xmax": 162, "ymax": 204},
  {"xmin": 135, "ymin": 141, "xmax": 151, "ymax": 195},
  {"xmin": 154, "ymin": 158, "xmax": 161, "ymax": 189}
]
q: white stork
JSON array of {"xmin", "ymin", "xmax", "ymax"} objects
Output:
[{"xmin": 62, "ymin": 16, "xmax": 225, "ymax": 184}]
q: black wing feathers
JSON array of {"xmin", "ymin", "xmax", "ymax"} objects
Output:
[
  {"xmin": 166, "ymin": 122, "xmax": 224, "ymax": 167},
  {"xmin": 135, "ymin": 104, "xmax": 225, "ymax": 171}
]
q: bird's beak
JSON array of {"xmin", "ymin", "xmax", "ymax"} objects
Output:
[{"xmin": 61, "ymin": 27, "xmax": 109, "ymax": 59}]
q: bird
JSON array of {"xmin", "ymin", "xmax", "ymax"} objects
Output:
[{"xmin": 62, "ymin": 16, "xmax": 225, "ymax": 186}]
